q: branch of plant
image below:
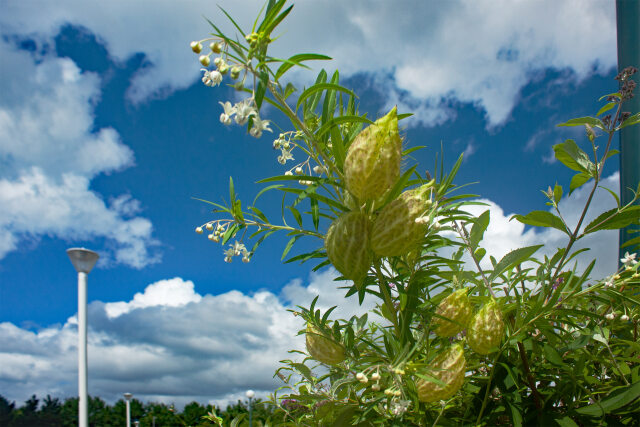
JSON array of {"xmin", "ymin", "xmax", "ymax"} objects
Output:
[
  {"xmin": 596, "ymin": 323, "xmax": 630, "ymax": 385},
  {"xmin": 266, "ymin": 80, "xmax": 344, "ymax": 181},
  {"xmin": 475, "ymin": 351, "xmax": 503, "ymax": 424},
  {"xmin": 452, "ymin": 220, "xmax": 496, "ymax": 299},
  {"xmin": 374, "ymin": 260, "xmax": 401, "ymax": 337},
  {"xmin": 550, "ymin": 103, "xmax": 623, "ymax": 283}
]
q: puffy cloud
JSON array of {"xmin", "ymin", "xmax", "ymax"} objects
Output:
[
  {"xmin": 0, "ymin": 38, "xmax": 159, "ymax": 267},
  {"xmin": 0, "ymin": 272, "xmax": 373, "ymax": 409},
  {"xmin": 0, "ymin": 0, "xmax": 615, "ymax": 126},
  {"xmin": 456, "ymin": 173, "xmax": 620, "ymax": 281}
]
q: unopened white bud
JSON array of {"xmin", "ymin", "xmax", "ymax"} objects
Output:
[
  {"xmin": 190, "ymin": 41, "xmax": 202, "ymax": 53},
  {"xmin": 208, "ymin": 234, "xmax": 215, "ymax": 241},
  {"xmin": 195, "ymin": 227, "xmax": 203, "ymax": 234},
  {"xmin": 313, "ymin": 165, "xmax": 323, "ymax": 175},
  {"xmin": 371, "ymin": 384, "xmax": 381, "ymax": 391},
  {"xmin": 206, "ymin": 223, "xmax": 214, "ymax": 231},
  {"xmin": 371, "ymin": 372, "xmax": 380, "ymax": 381},
  {"xmin": 199, "ymin": 55, "xmax": 210, "ymax": 67},
  {"xmin": 621, "ymin": 314, "xmax": 630, "ymax": 321},
  {"xmin": 285, "ymin": 171, "xmax": 293, "ymax": 176},
  {"xmin": 295, "ymin": 167, "xmax": 303, "ymax": 175}
]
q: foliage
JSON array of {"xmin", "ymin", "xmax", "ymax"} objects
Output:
[
  {"xmin": 189, "ymin": 1, "xmax": 640, "ymax": 425},
  {"xmin": 0, "ymin": 394, "xmax": 280, "ymax": 426}
]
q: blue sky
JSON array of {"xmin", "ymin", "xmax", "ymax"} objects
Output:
[{"xmin": 0, "ymin": 0, "xmax": 624, "ymax": 409}]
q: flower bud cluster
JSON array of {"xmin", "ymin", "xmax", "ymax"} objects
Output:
[{"xmin": 195, "ymin": 221, "xmax": 250, "ymax": 263}]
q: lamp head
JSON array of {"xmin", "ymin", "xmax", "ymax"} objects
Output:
[
  {"xmin": 67, "ymin": 248, "xmax": 99, "ymax": 273},
  {"xmin": 245, "ymin": 390, "xmax": 255, "ymax": 399},
  {"xmin": 123, "ymin": 393, "xmax": 133, "ymax": 401}
]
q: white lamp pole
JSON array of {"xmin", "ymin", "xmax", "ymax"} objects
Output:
[
  {"xmin": 124, "ymin": 393, "xmax": 133, "ymax": 427},
  {"xmin": 66, "ymin": 248, "xmax": 99, "ymax": 427},
  {"xmin": 246, "ymin": 390, "xmax": 255, "ymax": 427}
]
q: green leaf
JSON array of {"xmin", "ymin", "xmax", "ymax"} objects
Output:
[
  {"xmin": 469, "ymin": 210, "xmax": 490, "ymax": 251},
  {"xmin": 510, "ymin": 210, "xmax": 568, "ymax": 234},
  {"xmin": 262, "ymin": 4, "xmax": 293, "ymax": 36},
  {"xmin": 381, "ymin": 165, "xmax": 418, "ymax": 206},
  {"xmin": 553, "ymin": 139, "xmax": 594, "ymax": 174},
  {"xmin": 618, "ymin": 112, "xmax": 640, "ymax": 130},
  {"xmin": 310, "ymin": 197, "xmax": 319, "ymax": 231},
  {"xmin": 583, "ymin": 206, "xmax": 640, "ymax": 234},
  {"xmin": 489, "ymin": 245, "xmax": 543, "ymax": 282},
  {"xmin": 275, "ymin": 53, "xmax": 332, "ymax": 80},
  {"xmin": 321, "ymin": 70, "xmax": 339, "ymax": 127},
  {"xmin": 556, "ymin": 116, "xmax": 604, "ymax": 128},
  {"xmin": 621, "ymin": 235, "xmax": 640, "ymax": 249},
  {"xmin": 596, "ymin": 102, "xmax": 616, "ymax": 117},
  {"xmin": 329, "ymin": 121, "xmax": 346, "ymax": 170},
  {"xmin": 281, "ymin": 235, "xmax": 303, "ymax": 260},
  {"xmin": 296, "ymin": 83, "xmax": 357, "ymax": 112},
  {"xmin": 554, "ymin": 416, "xmax": 579, "ymax": 427},
  {"xmin": 254, "ymin": 70, "xmax": 269, "ymax": 109},
  {"xmin": 553, "ymin": 183, "xmax": 563, "ymax": 204},
  {"xmin": 287, "ymin": 206, "xmax": 303, "ymax": 228},
  {"xmin": 569, "ymin": 172, "xmax": 591, "ymax": 195},
  {"xmin": 315, "ymin": 115, "xmax": 373, "ymax": 138},
  {"xmin": 543, "ymin": 344, "xmax": 564, "ymax": 366},
  {"xmin": 575, "ymin": 381, "xmax": 640, "ymax": 416}
]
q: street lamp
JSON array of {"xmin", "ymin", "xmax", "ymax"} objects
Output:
[
  {"xmin": 66, "ymin": 248, "xmax": 99, "ymax": 427},
  {"xmin": 124, "ymin": 393, "xmax": 133, "ymax": 427},
  {"xmin": 246, "ymin": 390, "xmax": 255, "ymax": 427}
]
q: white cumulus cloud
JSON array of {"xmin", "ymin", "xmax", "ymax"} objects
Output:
[
  {"xmin": 0, "ymin": 0, "xmax": 616, "ymax": 127},
  {"xmin": 0, "ymin": 38, "xmax": 159, "ymax": 267}
]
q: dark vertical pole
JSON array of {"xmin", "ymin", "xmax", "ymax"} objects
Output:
[{"xmin": 616, "ymin": 0, "xmax": 640, "ymax": 263}]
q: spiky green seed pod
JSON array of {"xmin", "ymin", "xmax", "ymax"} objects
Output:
[
  {"xmin": 467, "ymin": 300, "xmax": 504, "ymax": 355},
  {"xmin": 370, "ymin": 183, "xmax": 432, "ymax": 256},
  {"xmin": 416, "ymin": 343, "xmax": 466, "ymax": 403},
  {"xmin": 433, "ymin": 289, "xmax": 472, "ymax": 337},
  {"xmin": 306, "ymin": 324, "xmax": 345, "ymax": 365},
  {"xmin": 325, "ymin": 212, "xmax": 372, "ymax": 287},
  {"xmin": 344, "ymin": 107, "xmax": 402, "ymax": 202}
]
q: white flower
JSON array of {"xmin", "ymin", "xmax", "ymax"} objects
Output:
[
  {"xmin": 224, "ymin": 247, "xmax": 236, "ymax": 258},
  {"xmin": 278, "ymin": 148, "xmax": 294, "ymax": 165},
  {"xmin": 234, "ymin": 99, "xmax": 257, "ymax": 125},
  {"xmin": 620, "ymin": 252, "xmax": 638, "ymax": 268},
  {"xmin": 195, "ymin": 227, "xmax": 203, "ymax": 234},
  {"xmin": 621, "ymin": 314, "xmax": 630, "ymax": 321},
  {"xmin": 313, "ymin": 165, "xmax": 323, "ymax": 175},
  {"xmin": 224, "ymin": 256, "xmax": 232, "ymax": 263},
  {"xmin": 414, "ymin": 216, "xmax": 429, "ymax": 225},
  {"xmin": 605, "ymin": 313, "xmax": 615, "ymax": 320},
  {"xmin": 604, "ymin": 279, "xmax": 615, "ymax": 288},
  {"xmin": 295, "ymin": 167, "xmax": 303, "ymax": 175},
  {"xmin": 202, "ymin": 69, "xmax": 222, "ymax": 87},
  {"xmin": 232, "ymin": 241, "xmax": 247, "ymax": 256},
  {"xmin": 284, "ymin": 171, "xmax": 293, "ymax": 176},
  {"xmin": 219, "ymin": 101, "xmax": 236, "ymax": 125},
  {"xmin": 249, "ymin": 115, "xmax": 272, "ymax": 138}
]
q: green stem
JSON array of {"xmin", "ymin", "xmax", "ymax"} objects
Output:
[
  {"xmin": 453, "ymin": 220, "xmax": 496, "ymax": 298},
  {"xmin": 374, "ymin": 260, "xmax": 400, "ymax": 337},
  {"xmin": 550, "ymin": 103, "xmax": 622, "ymax": 283},
  {"xmin": 476, "ymin": 353, "xmax": 501, "ymax": 424}
]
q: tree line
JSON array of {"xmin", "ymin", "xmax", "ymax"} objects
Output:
[{"xmin": 0, "ymin": 394, "xmax": 274, "ymax": 426}]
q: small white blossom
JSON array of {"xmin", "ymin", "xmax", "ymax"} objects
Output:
[
  {"xmin": 234, "ymin": 99, "xmax": 257, "ymax": 125},
  {"xmin": 201, "ymin": 69, "xmax": 222, "ymax": 87},
  {"xmin": 278, "ymin": 148, "xmax": 294, "ymax": 165},
  {"xmin": 249, "ymin": 115, "xmax": 272, "ymax": 138},
  {"xmin": 414, "ymin": 216, "xmax": 429, "ymax": 225},
  {"xmin": 605, "ymin": 313, "xmax": 615, "ymax": 320},
  {"xmin": 219, "ymin": 101, "xmax": 236, "ymax": 125},
  {"xmin": 621, "ymin": 314, "xmax": 630, "ymax": 321},
  {"xmin": 313, "ymin": 165, "xmax": 323, "ymax": 175},
  {"xmin": 242, "ymin": 256, "xmax": 250, "ymax": 263},
  {"xmin": 224, "ymin": 247, "xmax": 236, "ymax": 258},
  {"xmin": 232, "ymin": 241, "xmax": 247, "ymax": 256},
  {"xmin": 295, "ymin": 167, "xmax": 303, "ymax": 175},
  {"xmin": 284, "ymin": 170, "xmax": 293, "ymax": 176},
  {"xmin": 224, "ymin": 256, "xmax": 232, "ymax": 263},
  {"xmin": 620, "ymin": 251, "xmax": 638, "ymax": 268},
  {"xmin": 195, "ymin": 227, "xmax": 203, "ymax": 234}
]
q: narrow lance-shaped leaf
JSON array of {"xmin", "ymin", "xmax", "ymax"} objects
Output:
[
  {"xmin": 489, "ymin": 245, "xmax": 543, "ymax": 283},
  {"xmin": 510, "ymin": 210, "xmax": 569, "ymax": 235},
  {"xmin": 468, "ymin": 210, "xmax": 490, "ymax": 251}
]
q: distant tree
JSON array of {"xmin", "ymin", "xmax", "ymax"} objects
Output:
[
  {"xmin": 0, "ymin": 395, "xmax": 16, "ymax": 426},
  {"xmin": 181, "ymin": 401, "xmax": 210, "ymax": 426},
  {"xmin": 140, "ymin": 402, "xmax": 179, "ymax": 427},
  {"xmin": 60, "ymin": 397, "xmax": 78, "ymax": 427},
  {"xmin": 38, "ymin": 395, "xmax": 62, "ymax": 426}
]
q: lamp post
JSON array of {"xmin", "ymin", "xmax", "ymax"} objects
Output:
[
  {"xmin": 246, "ymin": 390, "xmax": 255, "ymax": 427},
  {"xmin": 66, "ymin": 248, "xmax": 99, "ymax": 427},
  {"xmin": 124, "ymin": 393, "xmax": 133, "ymax": 427}
]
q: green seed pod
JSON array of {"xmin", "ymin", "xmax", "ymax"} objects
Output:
[
  {"xmin": 433, "ymin": 289, "xmax": 473, "ymax": 337},
  {"xmin": 416, "ymin": 343, "xmax": 466, "ymax": 403},
  {"xmin": 344, "ymin": 107, "xmax": 402, "ymax": 202},
  {"xmin": 467, "ymin": 300, "xmax": 505, "ymax": 355},
  {"xmin": 370, "ymin": 183, "xmax": 432, "ymax": 256},
  {"xmin": 325, "ymin": 212, "xmax": 372, "ymax": 288},
  {"xmin": 306, "ymin": 324, "xmax": 345, "ymax": 365}
]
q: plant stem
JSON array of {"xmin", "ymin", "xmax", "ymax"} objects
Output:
[
  {"xmin": 453, "ymin": 220, "xmax": 496, "ymax": 298},
  {"xmin": 517, "ymin": 341, "xmax": 543, "ymax": 411},
  {"xmin": 374, "ymin": 260, "xmax": 400, "ymax": 337},
  {"xmin": 476, "ymin": 353, "xmax": 501, "ymax": 424},
  {"xmin": 550, "ymin": 104, "xmax": 622, "ymax": 283}
]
